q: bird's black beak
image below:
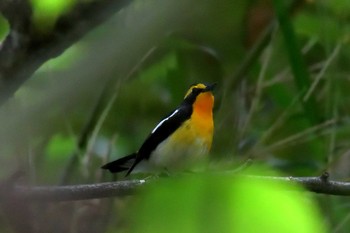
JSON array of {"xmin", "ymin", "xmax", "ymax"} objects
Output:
[{"xmin": 204, "ymin": 83, "xmax": 217, "ymax": 92}]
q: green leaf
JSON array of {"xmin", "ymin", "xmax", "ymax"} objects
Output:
[
  {"xmin": 129, "ymin": 167, "xmax": 327, "ymax": 233},
  {"xmin": 31, "ymin": 0, "xmax": 76, "ymax": 32},
  {"xmin": 0, "ymin": 16, "xmax": 9, "ymax": 40},
  {"xmin": 272, "ymin": 0, "xmax": 321, "ymax": 124},
  {"xmin": 46, "ymin": 134, "xmax": 75, "ymax": 159}
]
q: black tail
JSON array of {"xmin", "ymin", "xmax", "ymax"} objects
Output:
[{"xmin": 101, "ymin": 153, "xmax": 137, "ymax": 173}]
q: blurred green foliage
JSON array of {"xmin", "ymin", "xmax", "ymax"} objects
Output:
[
  {"xmin": 129, "ymin": 167, "xmax": 326, "ymax": 233},
  {"xmin": 0, "ymin": 15, "xmax": 9, "ymax": 40},
  {"xmin": 31, "ymin": 0, "xmax": 76, "ymax": 31},
  {"xmin": 1, "ymin": 0, "xmax": 350, "ymax": 232}
]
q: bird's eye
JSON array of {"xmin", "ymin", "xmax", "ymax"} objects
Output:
[{"xmin": 192, "ymin": 88, "xmax": 201, "ymax": 94}]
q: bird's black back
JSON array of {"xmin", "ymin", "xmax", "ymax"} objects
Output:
[{"xmin": 125, "ymin": 103, "xmax": 193, "ymax": 175}]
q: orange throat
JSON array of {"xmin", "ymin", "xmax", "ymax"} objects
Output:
[
  {"xmin": 193, "ymin": 92, "xmax": 214, "ymax": 118},
  {"xmin": 191, "ymin": 92, "xmax": 214, "ymax": 148}
]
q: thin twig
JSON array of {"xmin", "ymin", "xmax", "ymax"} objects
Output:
[
  {"xmin": 334, "ymin": 211, "xmax": 350, "ymax": 233},
  {"xmin": 303, "ymin": 43, "xmax": 342, "ymax": 102},
  {"xmin": 82, "ymin": 85, "xmax": 120, "ymax": 172},
  {"xmin": 263, "ymin": 118, "xmax": 337, "ymax": 152},
  {"xmin": 60, "ymin": 85, "xmax": 110, "ymax": 184},
  {"xmin": 247, "ymin": 94, "xmax": 300, "ymax": 157},
  {"xmin": 240, "ymin": 41, "xmax": 274, "ymax": 138}
]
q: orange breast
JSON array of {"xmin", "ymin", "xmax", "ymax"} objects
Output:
[{"xmin": 191, "ymin": 92, "xmax": 214, "ymax": 150}]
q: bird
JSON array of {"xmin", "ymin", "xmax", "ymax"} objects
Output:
[{"xmin": 101, "ymin": 83, "xmax": 216, "ymax": 176}]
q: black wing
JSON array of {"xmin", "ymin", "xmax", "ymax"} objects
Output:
[
  {"xmin": 101, "ymin": 153, "xmax": 136, "ymax": 173},
  {"xmin": 125, "ymin": 104, "xmax": 192, "ymax": 176}
]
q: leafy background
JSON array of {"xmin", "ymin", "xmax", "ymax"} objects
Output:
[{"xmin": 0, "ymin": 0, "xmax": 350, "ymax": 232}]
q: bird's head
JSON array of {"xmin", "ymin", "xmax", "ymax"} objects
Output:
[
  {"xmin": 183, "ymin": 83, "xmax": 216, "ymax": 113},
  {"xmin": 184, "ymin": 83, "xmax": 216, "ymax": 98}
]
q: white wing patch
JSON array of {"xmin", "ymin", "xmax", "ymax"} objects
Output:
[{"xmin": 151, "ymin": 109, "xmax": 179, "ymax": 134}]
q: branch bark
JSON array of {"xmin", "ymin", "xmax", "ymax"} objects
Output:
[
  {"xmin": 247, "ymin": 174, "xmax": 350, "ymax": 196},
  {"xmin": 4, "ymin": 180, "xmax": 145, "ymax": 202},
  {"xmin": 2, "ymin": 174, "xmax": 350, "ymax": 203},
  {"xmin": 0, "ymin": 0, "xmax": 133, "ymax": 105}
]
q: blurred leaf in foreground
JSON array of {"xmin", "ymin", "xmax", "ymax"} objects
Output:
[{"xmin": 129, "ymin": 167, "xmax": 327, "ymax": 233}]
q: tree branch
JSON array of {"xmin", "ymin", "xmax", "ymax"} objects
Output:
[
  {"xmin": 2, "ymin": 174, "xmax": 350, "ymax": 203},
  {"xmin": 4, "ymin": 180, "xmax": 145, "ymax": 202},
  {"xmin": 0, "ymin": 0, "xmax": 133, "ymax": 105},
  {"xmin": 246, "ymin": 174, "xmax": 350, "ymax": 196}
]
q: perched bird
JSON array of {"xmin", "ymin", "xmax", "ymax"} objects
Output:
[{"xmin": 102, "ymin": 83, "xmax": 216, "ymax": 176}]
